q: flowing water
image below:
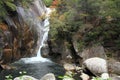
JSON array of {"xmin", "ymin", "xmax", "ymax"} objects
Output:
[
  {"xmin": 0, "ymin": 61, "xmax": 65, "ymax": 80},
  {"xmin": 17, "ymin": 0, "xmax": 51, "ymax": 63},
  {"xmin": 0, "ymin": 0, "xmax": 65, "ymax": 79}
]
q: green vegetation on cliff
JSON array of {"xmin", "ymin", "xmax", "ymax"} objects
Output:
[
  {"xmin": 43, "ymin": 0, "xmax": 53, "ymax": 7},
  {"xmin": 0, "ymin": 0, "xmax": 16, "ymax": 21},
  {"xmin": 0, "ymin": 0, "xmax": 32, "ymax": 22},
  {"xmin": 49, "ymin": 0, "xmax": 120, "ymax": 52}
]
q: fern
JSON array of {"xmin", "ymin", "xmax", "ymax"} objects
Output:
[
  {"xmin": 0, "ymin": 0, "xmax": 16, "ymax": 21},
  {"xmin": 0, "ymin": 0, "xmax": 33, "ymax": 22},
  {"xmin": 4, "ymin": 1, "xmax": 16, "ymax": 11}
]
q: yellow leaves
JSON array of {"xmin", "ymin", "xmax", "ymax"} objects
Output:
[
  {"xmin": 80, "ymin": 13, "xmax": 89, "ymax": 17},
  {"xmin": 59, "ymin": 15, "xmax": 65, "ymax": 21},
  {"xmin": 106, "ymin": 16, "xmax": 113, "ymax": 22},
  {"xmin": 49, "ymin": 11, "xmax": 59, "ymax": 21},
  {"xmin": 38, "ymin": 13, "xmax": 46, "ymax": 21},
  {"xmin": 0, "ymin": 23, "xmax": 8, "ymax": 31},
  {"xmin": 50, "ymin": 10, "xmax": 58, "ymax": 17}
]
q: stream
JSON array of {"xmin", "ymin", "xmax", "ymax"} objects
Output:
[{"xmin": 0, "ymin": 61, "xmax": 65, "ymax": 80}]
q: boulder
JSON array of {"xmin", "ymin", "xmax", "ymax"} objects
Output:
[
  {"xmin": 80, "ymin": 73, "xmax": 90, "ymax": 80},
  {"xmin": 40, "ymin": 73, "xmax": 56, "ymax": 80},
  {"xmin": 80, "ymin": 46, "xmax": 107, "ymax": 60},
  {"xmin": 41, "ymin": 44, "xmax": 49, "ymax": 58},
  {"xmin": 101, "ymin": 73, "xmax": 109, "ymax": 79},
  {"xmin": 108, "ymin": 60, "xmax": 120, "ymax": 75},
  {"xmin": 63, "ymin": 63, "xmax": 76, "ymax": 71},
  {"xmin": 83, "ymin": 57, "xmax": 108, "ymax": 75},
  {"xmin": 14, "ymin": 75, "xmax": 38, "ymax": 80}
]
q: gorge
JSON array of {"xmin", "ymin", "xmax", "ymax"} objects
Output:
[{"xmin": 0, "ymin": 0, "xmax": 120, "ymax": 80}]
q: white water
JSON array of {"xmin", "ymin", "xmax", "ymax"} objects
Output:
[{"xmin": 16, "ymin": 0, "xmax": 52, "ymax": 63}]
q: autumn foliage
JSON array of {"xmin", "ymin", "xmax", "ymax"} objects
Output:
[{"xmin": 50, "ymin": 0, "xmax": 59, "ymax": 8}]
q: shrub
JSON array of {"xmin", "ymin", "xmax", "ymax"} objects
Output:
[{"xmin": 43, "ymin": 0, "xmax": 53, "ymax": 7}]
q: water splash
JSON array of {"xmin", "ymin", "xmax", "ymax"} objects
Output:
[{"xmin": 16, "ymin": 0, "xmax": 52, "ymax": 63}]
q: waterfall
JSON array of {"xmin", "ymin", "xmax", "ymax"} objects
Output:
[{"xmin": 16, "ymin": 0, "xmax": 52, "ymax": 63}]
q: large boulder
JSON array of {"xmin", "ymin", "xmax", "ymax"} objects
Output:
[
  {"xmin": 83, "ymin": 57, "xmax": 108, "ymax": 75},
  {"xmin": 80, "ymin": 46, "xmax": 107, "ymax": 60},
  {"xmin": 40, "ymin": 73, "xmax": 56, "ymax": 80},
  {"xmin": 108, "ymin": 60, "xmax": 120, "ymax": 76}
]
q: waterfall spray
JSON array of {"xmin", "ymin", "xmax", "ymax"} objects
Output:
[{"xmin": 16, "ymin": 0, "xmax": 52, "ymax": 63}]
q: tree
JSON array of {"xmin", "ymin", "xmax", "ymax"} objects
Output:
[{"xmin": 49, "ymin": 0, "xmax": 120, "ymax": 52}]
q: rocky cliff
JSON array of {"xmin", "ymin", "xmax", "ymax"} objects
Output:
[{"xmin": 0, "ymin": 19, "xmax": 36, "ymax": 66}]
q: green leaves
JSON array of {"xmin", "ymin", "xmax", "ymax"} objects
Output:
[
  {"xmin": 0, "ymin": 0, "xmax": 33, "ymax": 22},
  {"xmin": 49, "ymin": 0, "xmax": 120, "ymax": 52},
  {"xmin": 4, "ymin": 1, "xmax": 16, "ymax": 11},
  {"xmin": 0, "ymin": 0, "xmax": 16, "ymax": 21},
  {"xmin": 100, "ymin": 0, "xmax": 120, "ymax": 18},
  {"xmin": 43, "ymin": 0, "xmax": 53, "ymax": 7},
  {"xmin": 5, "ymin": 74, "xmax": 13, "ymax": 80}
]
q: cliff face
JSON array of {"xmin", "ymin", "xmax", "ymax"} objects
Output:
[
  {"xmin": 0, "ymin": 20, "xmax": 36, "ymax": 65},
  {"xmin": 0, "ymin": 0, "xmax": 47, "ymax": 68}
]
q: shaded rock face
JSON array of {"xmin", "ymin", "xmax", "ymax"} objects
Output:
[
  {"xmin": 0, "ymin": 0, "xmax": 48, "ymax": 67},
  {"xmin": 0, "ymin": 20, "xmax": 36, "ymax": 65},
  {"xmin": 47, "ymin": 35, "xmax": 106, "ymax": 65},
  {"xmin": 47, "ymin": 25, "xmax": 106, "ymax": 65},
  {"xmin": 47, "ymin": 39, "xmax": 82, "ymax": 64},
  {"xmin": 41, "ymin": 44, "xmax": 49, "ymax": 58},
  {"xmin": 108, "ymin": 60, "xmax": 120, "ymax": 76},
  {"xmin": 79, "ymin": 46, "xmax": 107, "ymax": 60},
  {"xmin": 47, "ymin": 39, "xmax": 71, "ymax": 63}
]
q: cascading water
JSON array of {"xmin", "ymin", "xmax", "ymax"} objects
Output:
[
  {"xmin": 0, "ymin": 1, "xmax": 65, "ymax": 79},
  {"xmin": 17, "ymin": 0, "xmax": 52, "ymax": 63}
]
